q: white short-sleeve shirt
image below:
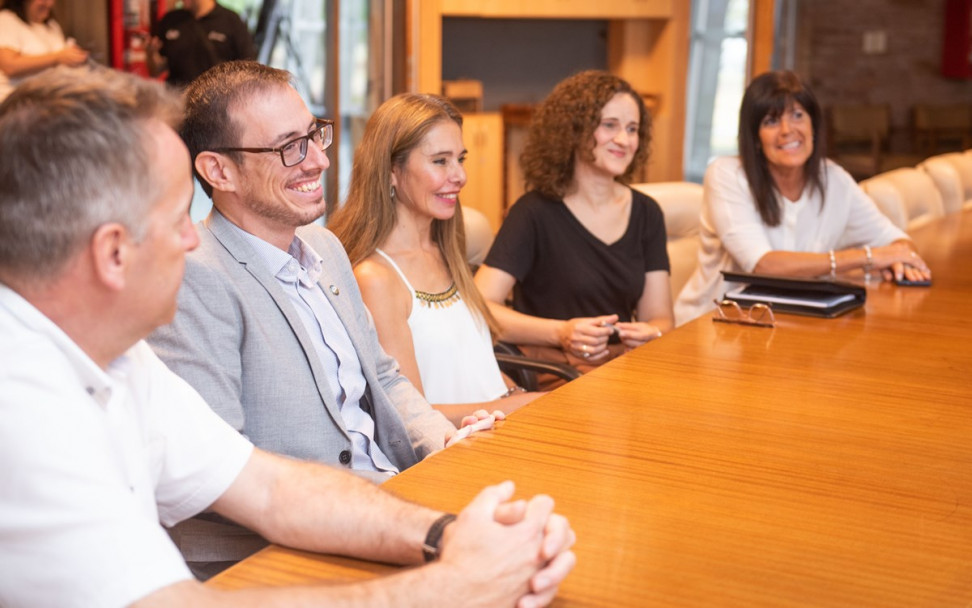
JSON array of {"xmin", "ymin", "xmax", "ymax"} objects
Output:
[
  {"xmin": 674, "ymin": 156, "xmax": 909, "ymax": 325},
  {"xmin": 0, "ymin": 10, "xmax": 68, "ymax": 101},
  {"xmin": 0, "ymin": 285, "xmax": 254, "ymax": 608}
]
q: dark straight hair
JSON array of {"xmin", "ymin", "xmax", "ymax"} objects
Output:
[
  {"xmin": 737, "ymin": 70, "xmax": 827, "ymax": 227},
  {"xmin": 2, "ymin": 0, "xmax": 52, "ymax": 24}
]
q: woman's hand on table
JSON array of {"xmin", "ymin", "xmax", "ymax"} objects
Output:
[
  {"xmin": 445, "ymin": 409, "xmax": 505, "ymax": 447},
  {"xmin": 557, "ymin": 314, "xmax": 618, "ymax": 361},
  {"xmin": 872, "ymin": 242, "xmax": 931, "ymax": 282},
  {"xmin": 614, "ymin": 321, "xmax": 664, "ymax": 350}
]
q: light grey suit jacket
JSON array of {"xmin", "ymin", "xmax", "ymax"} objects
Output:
[{"xmin": 148, "ymin": 210, "xmax": 454, "ymax": 563}]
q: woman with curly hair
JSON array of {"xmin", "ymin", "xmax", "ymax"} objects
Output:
[
  {"xmin": 474, "ymin": 70, "xmax": 674, "ymax": 388},
  {"xmin": 329, "ymin": 93, "xmax": 540, "ymax": 424}
]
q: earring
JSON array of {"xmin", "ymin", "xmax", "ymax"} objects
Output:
[{"xmin": 390, "ymin": 185, "xmax": 396, "ymax": 199}]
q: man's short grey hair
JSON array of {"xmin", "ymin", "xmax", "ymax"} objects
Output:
[{"xmin": 0, "ymin": 65, "xmax": 184, "ymax": 280}]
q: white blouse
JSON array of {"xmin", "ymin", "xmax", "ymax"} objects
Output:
[{"xmin": 675, "ymin": 156, "xmax": 908, "ymax": 325}]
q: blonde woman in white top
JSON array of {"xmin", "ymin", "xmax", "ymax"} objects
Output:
[
  {"xmin": 0, "ymin": 0, "xmax": 87, "ymax": 101},
  {"xmin": 329, "ymin": 93, "xmax": 540, "ymax": 425}
]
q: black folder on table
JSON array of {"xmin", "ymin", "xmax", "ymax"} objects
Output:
[{"xmin": 721, "ymin": 271, "xmax": 866, "ymax": 318}]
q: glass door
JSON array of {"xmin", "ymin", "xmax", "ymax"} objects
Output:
[
  {"xmin": 187, "ymin": 0, "xmax": 395, "ymax": 221},
  {"xmin": 684, "ymin": 0, "xmax": 752, "ymax": 183}
]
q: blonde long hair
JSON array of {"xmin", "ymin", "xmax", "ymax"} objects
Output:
[{"xmin": 329, "ymin": 93, "xmax": 499, "ymax": 337}]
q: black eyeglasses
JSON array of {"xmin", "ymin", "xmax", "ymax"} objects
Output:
[{"xmin": 213, "ymin": 118, "xmax": 333, "ymax": 167}]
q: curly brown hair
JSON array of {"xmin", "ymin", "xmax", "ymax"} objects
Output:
[{"xmin": 521, "ymin": 70, "xmax": 651, "ymax": 199}]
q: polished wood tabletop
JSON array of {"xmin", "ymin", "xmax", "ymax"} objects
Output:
[{"xmin": 209, "ymin": 211, "xmax": 972, "ymax": 606}]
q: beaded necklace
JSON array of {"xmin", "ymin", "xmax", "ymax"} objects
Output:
[{"xmin": 415, "ymin": 283, "xmax": 460, "ymax": 308}]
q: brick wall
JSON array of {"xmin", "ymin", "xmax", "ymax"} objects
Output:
[{"xmin": 794, "ymin": 0, "xmax": 972, "ymax": 152}]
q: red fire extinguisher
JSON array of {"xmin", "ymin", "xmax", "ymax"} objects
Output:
[{"xmin": 109, "ymin": 0, "xmax": 164, "ymax": 77}]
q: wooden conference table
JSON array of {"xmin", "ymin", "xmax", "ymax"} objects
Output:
[{"xmin": 209, "ymin": 211, "xmax": 972, "ymax": 606}]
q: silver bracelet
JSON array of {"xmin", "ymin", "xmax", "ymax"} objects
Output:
[
  {"xmin": 828, "ymin": 249, "xmax": 836, "ymax": 278},
  {"xmin": 500, "ymin": 385, "xmax": 526, "ymax": 398}
]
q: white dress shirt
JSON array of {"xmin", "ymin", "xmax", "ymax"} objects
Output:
[{"xmin": 236, "ymin": 228, "xmax": 397, "ymax": 475}]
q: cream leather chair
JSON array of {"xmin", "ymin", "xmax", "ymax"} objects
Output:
[
  {"xmin": 918, "ymin": 156, "xmax": 964, "ymax": 214},
  {"xmin": 827, "ymin": 103, "xmax": 921, "ymax": 180},
  {"xmin": 462, "ymin": 205, "xmax": 494, "ymax": 267},
  {"xmin": 860, "ymin": 168, "xmax": 944, "ymax": 231},
  {"xmin": 860, "ymin": 175, "xmax": 908, "ymax": 230},
  {"xmin": 935, "ymin": 151, "xmax": 972, "ymax": 209},
  {"xmin": 631, "ymin": 181, "xmax": 704, "ymax": 301},
  {"xmin": 460, "ymin": 204, "xmax": 581, "ymax": 389}
]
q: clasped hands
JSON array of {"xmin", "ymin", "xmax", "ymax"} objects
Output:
[
  {"xmin": 559, "ymin": 314, "xmax": 663, "ymax": 360},
  {"xmin": 439, "ymin": 480, "xmax": 577, "ymax": 608}
]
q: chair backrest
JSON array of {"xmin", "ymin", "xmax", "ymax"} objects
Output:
[
  {"xmin": 913, "ymin": 103, "xmax": 972, "ymax": 156},
  {"xmin": 462, "ymin": 206, "xmax": 581, "ymax": 387},
  {"xmin": 462, "ymin": 205, "xmax": 494, "ymax": 267},
  {"xmin": 918, "ymin": 156, "xmax": 964, "ymax": 214},
  {"xmin": 937, "ymin": 151, "xmax": 972, "ymax": 208},
  {"xmin": 859, "ymin": 175, "xmax": 909, "ymax": 230},
  {"xmin": 829, "ymin": 103, "xmax": 891, "ymax": 145},
  {"xmin": 861, "ymin": 168, "xmax": 944, "ymax": 231},
  {"xmin": 826, "ymin": 104, "xmax": 894, "ymax": 180},
  {"xmin": 913, "ymin": 103, "xmax": 970, "ymax": 129},
  {"xmin": 631, "ymin": 181, "xmax": 704, "ymax": 300},
  {"xmin": 632, "ymin": 181, "xmax": 704, "ymax": 238}
]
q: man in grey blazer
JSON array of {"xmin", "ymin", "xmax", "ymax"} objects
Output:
[
  {"xmin": 2, "ymin": 64, "xmax": 574, "ymax": 606},
  {"xmin": 147, "ymin": 61, "xmax": 470, "ymax": 574}
]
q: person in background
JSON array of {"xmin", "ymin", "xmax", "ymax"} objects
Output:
[
  {"xmin": 0, "ymin": 0, "xmax": 87, "ymax": 101},
  {"xmin": 146, "ymin": 0, "xmax": 255, "ymax": 88},
  {"xmin": 329, "ymin": 93, "xmax": 541, "ymax": 425},
  {"xmin": 674, "ymin": 70, "xmax": 932, "ymax": 325},
  {"xmin": 147, "ymin": 61, "xmax": 500, "ymax": 576},
  {"xmin": 0, "ymin": 63, "xmax": 575, "ymax": 608},
  {"xmin": 474, "ymin": 70, "xmax": 674, "ymax": 389}
]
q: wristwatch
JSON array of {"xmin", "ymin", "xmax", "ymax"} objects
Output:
[{"xmin": 422, "ymin": 513, "xmax": 457, "ymax": 562}]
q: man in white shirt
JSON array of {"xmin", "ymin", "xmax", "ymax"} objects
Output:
[{"xmin": 0, "ymin": 64, "xmax": 575, "ymax": 608}]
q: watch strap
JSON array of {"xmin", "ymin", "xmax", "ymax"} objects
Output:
[{"xmin": 422, "ymin": 513, "xmax": 457, "ymax": 562}]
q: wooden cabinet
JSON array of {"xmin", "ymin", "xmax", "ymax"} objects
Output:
[
  {"xmin": 438, "ymin": 0, "xmax": 673, "ymax": 18},
  {"xmin": 461, "ymin": 113, "xmax": 505, "ymax": 232},
  {"xmin": 408, "ymin": 0, "xmax": 689, "ymax": 184},
  {"xmin": 606, "ymin": 17, "xmax": 690, "ymax": 182}
]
